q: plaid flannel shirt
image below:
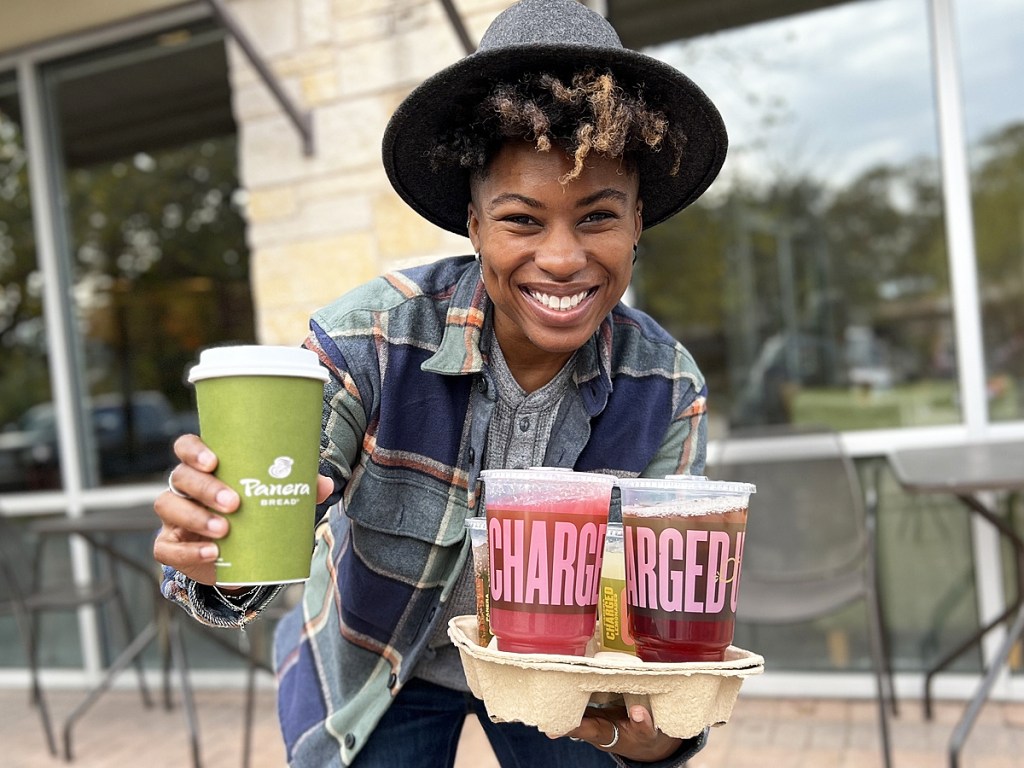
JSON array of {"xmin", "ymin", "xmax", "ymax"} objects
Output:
[{"xmin": 162, "ymin": 255, "xmax": 708, "ymax": 767}]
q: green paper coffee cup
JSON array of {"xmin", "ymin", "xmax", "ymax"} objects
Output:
[{"xmin": 188, "ymin": 345, "xmax": 328, "ymax": 586}]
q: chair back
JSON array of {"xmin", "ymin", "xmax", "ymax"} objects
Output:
[
  {"xmin": 710, "ymin": 425, "xmax": 868, "ymax": 586},
  {"xmin": 0, "ymin": 514, "xmax": 30, "ymax": 611}
]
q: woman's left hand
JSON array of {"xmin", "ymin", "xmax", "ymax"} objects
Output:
[{"xmin": 556, "ymin": 703, "xmax": 682, "ymax": 762}]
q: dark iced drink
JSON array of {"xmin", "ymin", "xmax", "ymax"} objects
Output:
[{"xmin": 618, "ymin": 477, "xmax": 754, "ymax": 662}]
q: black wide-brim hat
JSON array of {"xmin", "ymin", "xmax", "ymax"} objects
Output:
[{"xmin": 382, "ymin": 0, "xmax": 728, "ymax": 237}]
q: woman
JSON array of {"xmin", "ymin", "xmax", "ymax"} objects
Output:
[{"xmin": 155, "ymin": 1, "xmax": 727, "ymax": 766}]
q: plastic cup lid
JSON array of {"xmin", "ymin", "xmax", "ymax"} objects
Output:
[
  {"xmin": 480, "ymin": 468, "xmax": 617, "ymax": 486},
  {"xmin": 617, "ymin": 477, "xmax": 756, "ymax": 496},
  {"xmin": 188, "ymin": 345, "xmax": 329, "ymax": 383}
]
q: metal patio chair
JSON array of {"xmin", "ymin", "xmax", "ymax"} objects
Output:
[
  {"xmin": 709, "ymin": 424, "xmax": 895, "ymax": 768},
  {"xmin": 0, "ymin": 512, "xmax": 152, "ymax": 757}
]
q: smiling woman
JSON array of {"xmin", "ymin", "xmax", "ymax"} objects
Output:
[{"xmin": 155, "ymin": 2, "xmax": 724, "ymax": 767}]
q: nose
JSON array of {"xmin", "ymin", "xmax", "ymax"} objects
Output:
[{"xmin": 534, "ymin": 225, "xmax": 586, "ymax": 277}]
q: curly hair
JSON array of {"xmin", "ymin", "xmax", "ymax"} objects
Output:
[{"xmin": 428, "ymin": 68, "xmax": 686, "ymax": 185}]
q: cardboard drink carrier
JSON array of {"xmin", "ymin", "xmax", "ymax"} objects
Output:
[
  {"xmin": 455, "ymin": 471, "xmax": 764, "ymax": 737},
  {"xmin": 447, "ymin": 615, "xmax": 763, "ymax": 739}
]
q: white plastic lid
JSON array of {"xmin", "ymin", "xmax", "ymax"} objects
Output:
[
  {"xmin": 480, "ymin": 468, "xmax": 617, "ymax": 486},
  {"xmin": 617, "ymin": 477, "xmax": 756, "ymax": 496},
  {"xmin": 188, "ymin": 345, "xmax": 328, "ymax": 383}
]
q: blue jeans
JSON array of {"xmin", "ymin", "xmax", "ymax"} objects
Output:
[{"xmin": 351, "ymin": 678, "xmax": 617, "ymax": 768}]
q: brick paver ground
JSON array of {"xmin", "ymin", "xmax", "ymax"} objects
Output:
[{"xmin": 2, "ymin": 685, "xmax": 1022, "ymax": 767}]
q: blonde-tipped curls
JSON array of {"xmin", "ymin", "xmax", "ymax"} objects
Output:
[{"xmin": 429, "ymin": 68, "xmax": 685, "ymax": 184}]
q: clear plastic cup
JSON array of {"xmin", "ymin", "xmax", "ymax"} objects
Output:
[
  {"xmin": 464, "ymin": 517, "xmax": 491, "ymax": 647},
  {"xmin": 480, "ymin": 468, "xmax": 616, "ymax": 655},
  {"xmin": 617, "ymin": 477, "xmax": 755, "ymax": 662}
]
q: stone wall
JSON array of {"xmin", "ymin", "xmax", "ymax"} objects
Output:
[{"xmin": 222, "ymin": 0, "xmax": 514, "ymax": 345}]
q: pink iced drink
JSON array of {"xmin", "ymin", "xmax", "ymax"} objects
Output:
[{"xmin": 482, "ymin": 469, "xmax": 614, "ymax": 655}]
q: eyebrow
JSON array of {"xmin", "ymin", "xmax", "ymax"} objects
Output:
[
  {"xmin": 486, "ymin": 193, "xmax": 542, "ymax": 211},
  {"xmin": 576, "ymin": 188, "xmax": 630, "ymax": 207},
  {"xmin": 485, "ymin": 187, "xmax": 630, "ymax": 212}
]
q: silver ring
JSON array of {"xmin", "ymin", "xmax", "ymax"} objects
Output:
[
  {"xmin": 597, "ymin": 723, "xmax": 619, "ymax": 750},
  {"xmin": 167, "ymin": 470, "xmax": 190, "ymax": 499},
  {"xmin": 569, "ymin": 737, "xmax": 582, "ymax": 742}
]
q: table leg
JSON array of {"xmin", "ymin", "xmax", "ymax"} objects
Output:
[
  {"xmin": 167, "ymin": 614, "xmax": 203, "ymax": 768},
  {"xmin": 62, "ymin": 621, "xmax": 158, "ymax": 760},
  {"xmin": 948, "ymin": 604, "xmax": 1024, "ymax": 768},
  {"xmin": 924, "ymin": 599, "xmax": 1020, "ymax": 719}
]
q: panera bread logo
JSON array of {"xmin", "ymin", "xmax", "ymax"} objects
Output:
[{"xmin": 239, "ymin": 457, "xmax": 309, "ymax": 506}]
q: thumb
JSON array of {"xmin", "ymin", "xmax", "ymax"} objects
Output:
[
  {"xmin": 316, "ymin": 474, "xmax": 334, "ymax": 504},
  {"xmin": 629, "ymin": 705, "xmax": 657, "ymax": 737}
]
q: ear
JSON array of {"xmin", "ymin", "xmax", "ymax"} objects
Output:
[
  {"xmin": 467, "ymin": 203, "xmax": 480, "ymax": 252},
  {"xmin": 633, "ymin": 200, "xmax": 644, "ymax": 247}
]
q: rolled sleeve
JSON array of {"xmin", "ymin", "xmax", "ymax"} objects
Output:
[
  {"xmin": 614, "ymin": 728, "xmax": 709, "ymax": 768},
  {"xmin": 160, "ymin": 565, "xmax": 282, "ymax": 628}
]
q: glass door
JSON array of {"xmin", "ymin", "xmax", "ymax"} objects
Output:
[{"xmin": 40, "ymin": 21, "xmax": 256, "ymax": 490}]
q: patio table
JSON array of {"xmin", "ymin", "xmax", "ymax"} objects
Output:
[
  {"xmin": 29, "ymin": 507, "xmax": 202, "ymax": 766},
  {"xmin": 887, "ymin": 439, "xmax": 1024, "ymax": 768}
]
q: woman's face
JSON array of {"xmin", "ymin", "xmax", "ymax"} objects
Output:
[{"xmin": 467, "ymin": 140, "xmax": 642, "ymax": 387}]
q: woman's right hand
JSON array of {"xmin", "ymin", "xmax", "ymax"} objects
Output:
[
  {"xmin": 154, "ymin": 434, "xmax": 336, "ymax": 585},
  {"xmin": 153, "ymin": 434, "xmax": 238, "ymax": 586}
]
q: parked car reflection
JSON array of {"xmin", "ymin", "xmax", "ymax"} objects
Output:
[
  {"xmin": 0, "ymin": 402, "xmax": 59, "ymax": 491},
  {"xmin": 0, "ymin": 391, "xmax": 184, "ymax": 491}
]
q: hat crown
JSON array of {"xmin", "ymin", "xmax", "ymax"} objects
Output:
[
  {"xmin": 479, "ymin": 0, "xmax": 624, "ymax": 52},
  {"xmin": 381, "ymin": 0, "xmax": 728, "ymax": 236}
]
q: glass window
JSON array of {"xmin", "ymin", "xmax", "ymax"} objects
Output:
[
  {"xmin": 636, "ymin": 0, "xmax": 959, "ymax": 437},
  {"xmin": 43, "ymin": 23, "xmax": 256, "ymax": 488},
  {"xmin": 959, "ymin": 0, "xmax": 1024, "ymax": 678},
  {"xmin": 957, "ymin": 0, "xmax": 1024, "ymax": 423},
  {"xmin": 624, "ymin": 0, "xmax": 984, "ymax": 675},
  {"xmin": 0, "ymin": 75, "xmax": 60, "ymax": 493}
]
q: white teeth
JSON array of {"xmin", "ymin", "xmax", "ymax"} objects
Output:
[{"xmin": 530, "ymin": 290, "xmax": 589, "ymax": 311}]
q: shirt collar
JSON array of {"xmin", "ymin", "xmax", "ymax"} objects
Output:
[{"xmin": 420, "ymin": 261, "xmax": 491, "ymax": 376}]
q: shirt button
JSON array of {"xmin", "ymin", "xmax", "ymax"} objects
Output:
[
  {"xmin": 468, "ymin": 448, "xmax": 476, "ymax": 463},
  {"xmin": 519, "ymin": 417, "xmax": 530, "ymax": 432},
  {"xmin": 387, "ymin": 672, "xmax": 397, "ymax": 688},
  {"xmin": 344, "ymin": 733, "xmax": 356, "ymax": 749}
]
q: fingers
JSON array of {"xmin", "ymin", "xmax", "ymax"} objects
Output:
[
  {"xmin": 159, "ymin": 435, "xmax": 331, "ymax": 585},
  {"xmin": 153, "ymin": 484, "xmax": 228, "ymax": 584},
  {"xmin": 626, "ymin": 704, "xmax": 657, "ymax": 738},
  {"xmin": 152, "ymin": 521, "xmax": 219, "ymax": 585},
  {"xmin": 567, "ymin": 716, "xmax": 620, "ymax": 751},
  {"xmin": 168, "ymin": 463, "xmax": 240, "ymax": 513},
  {"xmin": 562, "ymin": 706, "xmax": 681, "ymax": 762},
  {"xmin": 155, "ymin": 485, "xmax": 230, "ymax": 535},
  {"xmin": 168, "ymin": 434, "xmax": 238, "ymax": 514},
  {"xmin": 173, "ymin": 433, "xmax": 218, "ymax": 470},
  {"xmin": 156, "ymin": 434, "xmax": 238, "ymax": 585},
  {"xmin": 317, "ymin": 474, "xmax": 334, "ymax": 504}
]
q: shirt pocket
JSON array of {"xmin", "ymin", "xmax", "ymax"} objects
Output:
[{"xmin": 344, "ymin": 466, "xmax": 468, "ymax": 548}]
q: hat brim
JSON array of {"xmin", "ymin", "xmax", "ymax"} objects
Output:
[{"xmin": 382, "ymin": 43, "xmax": 728, "ymax": 237}]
